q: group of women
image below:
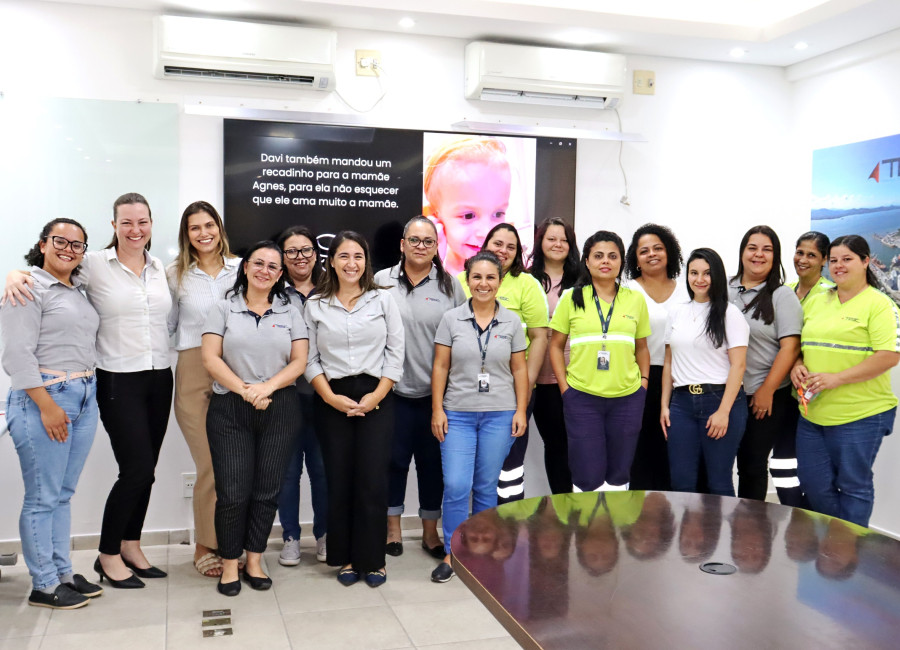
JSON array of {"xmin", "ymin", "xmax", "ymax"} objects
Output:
[{"xmin": 2, "ymin": 196, "xmax": 898, "ymax": 607}]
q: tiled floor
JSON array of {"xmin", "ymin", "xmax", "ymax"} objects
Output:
[{"xmin": 0, "ymin": 536, "xmax": 518, "ymax": 650}]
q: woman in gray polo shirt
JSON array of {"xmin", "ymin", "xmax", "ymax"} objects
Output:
[
  {"xmin": 2, "ymin": 219, "xmax": 102, "ymax": 610},
  {"xmin": 374, "ymin": 216, "xmax": 466, "ymax": 560},
  {"xmin": 728, "ymin": 226, "xmax": 803, "ymax": 505},
  {"xmin": 201, "ymin": 240, "xmax": 309, "ymax": 597},
  {"xmin": 430, "ymin": 250, "xmax": 529, "ymax": 583}
]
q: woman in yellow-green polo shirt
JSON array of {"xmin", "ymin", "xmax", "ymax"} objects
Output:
[
  {"xmin": 788, "ymin": 231, "xmax": 835, "ymax": 305},
  {"xmin": 791, "ymin": 235, "xmax": 900, "ymax": 528},
  {"xmin": 549, "ymin": 230, "xmax": 651, "ymax": 492}
]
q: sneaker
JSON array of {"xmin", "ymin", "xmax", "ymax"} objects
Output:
[
  {"xmin": 431, "ymin": 562, "xmax": 454, "ymax": 583},
  {"xmin": 279, "ymin": 538, "xmax": 301, "ymax": 566},
  {"xmin": 28, "ymin": 584, "xmax": 89, "ymax": 609},
  {"xmin": 315, "ymin": 535, "xmax": 327, "ymax": 563}
]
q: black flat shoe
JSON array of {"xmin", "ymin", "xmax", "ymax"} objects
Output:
[
  {"xmin": 242, "ymin": 571, "xmax": 272, "ymax": 591},
  {"xmin": 68, "ymin": 574, "xmax": 103, "ymax": 598},
  {"xmin": 217, "ymin": 578, "xmax": 241, "ymax": 597},
  {"xmin": 123, "ymin": 558, "xmax": 167, "ymax": 579},
  {"xmin": 422, "ymin": 540, "xmax": 447, "ymax": 559},
  {"xmin": 431, "ymin": 562, "xmax": 454, "ymax": 583},
  {"xmin": 385, "ymin": 541, "xmax": 403, "ymax": 557},
  {"xmin": 94, "ymin": 557, "xmax": 145, "ymax": 589},
  {"xmin": 364, "ymin": 568, "xmax": 387, "ymax": 588},
  {"xmin": 29, "ymin": 584, "xmax": 89, "ymax": 609}
]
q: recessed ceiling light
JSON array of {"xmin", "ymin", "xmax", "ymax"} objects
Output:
[
  {"xmin": 794, "ymin": 41, "xmax": 809, "ymax": 50},
  {"xmin": 398, "ymin": 17, "xmax": 415, "ymax": 29},
  {"xmin": 730, "ymin": 47, "xmax": 747, "ymax": 58}
]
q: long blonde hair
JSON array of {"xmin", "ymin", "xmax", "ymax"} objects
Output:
[{"xmin": 173, "ymin": 201, "xmax": 235, "ymax": 286}]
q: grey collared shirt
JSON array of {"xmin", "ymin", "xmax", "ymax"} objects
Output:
[
  {"xmin": 434, "ymin": 301, "xmax": 527, "ymax": 412},
  {"xmin": 374, "ymin": 264, "xmax": 466, "ymax": 398},
  {"xmin": 203, "ymin": 292, "xmax": 308, "ymax": 395},
  {"xmin": 303, "ymin": 289, "xmax": 405, "ymax": 383},
  {"xmin": 1, "ymin": 267, "xmax": 100, "ymax": 389},
  {"xmin": 286, "ymin": 284, "xmax": 316, "ymax": 395},
  {"xmin": 728, "ymin": 280, "xmax": 803, "ymax": 394},
  {"xmin": 167, "ymin": 257, "xmax": 240, "ymax": 351}
]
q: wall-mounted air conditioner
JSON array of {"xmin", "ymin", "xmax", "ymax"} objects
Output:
[
  {"xmin": 154, "ymin": 16, "xmax": 336, "ymax": 91},
  {"xmin": 465, "ymin": 42, "xmax": 626, "ymax": 109}
]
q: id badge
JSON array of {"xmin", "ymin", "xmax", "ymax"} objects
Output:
[
  {"xmin": 597, "ymin": 350, "xmax": 611, "ymax": 371},
  {"xmin": 477, "ymin": 372, "xmax": 491, "ymax": 393}
]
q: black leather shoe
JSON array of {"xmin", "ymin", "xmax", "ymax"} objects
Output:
[
  {"xmin": 431, "ymin": 562, "xmax": 454, "ymax": 583},
  {"xmin": 123, "ymin": 558, "xmax": 167, "ymax": 578},
  {"xmin": 28, "ymin": 584, "xmax": 89, "ymax": 609},
  {"xmin": 385, "ymin": 541, "xmax": 403, "ymax": 556},
  {"xmin": 94, "ymin": 557, "xmax": 145, "ymax": 589},
  {"xmin": 68, "ymin": 574, "xmax": 103, "ymax": 598},
  {"xmin": 217, "ymin": 578, "xmax": 241, "ymax": 597},
  {"xmin": 242, "ymin": 571, "xmax": 272, "ymax": 591},
  {"xmin": 422, "ymin": 540, "xmax": 447, "ymax": 559}
]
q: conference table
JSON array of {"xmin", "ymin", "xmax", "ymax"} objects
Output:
[{"xmin": 449, "ymin": 491, "xmax": 900, "ymax": 649}]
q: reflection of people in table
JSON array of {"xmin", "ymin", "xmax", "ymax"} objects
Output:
[
  {"xmin": 784, "ymin": 509, "xmax": 819, "ymax": 563},
  {"xmin": 621, "ymin": 491, "xmax": 675, "ymax": 560},
  {"xmin": 729, "ymin": 500, "xmax": 774, "ymax": 574},
  {"xmin": 679, "ymin": 495, "xmax": 723, "ymax": 563},
  {"xmin": 817, "ymin": 518, "xmax": 865, "ymax": 581}
]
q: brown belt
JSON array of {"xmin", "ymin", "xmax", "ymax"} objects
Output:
[{"xmin": 39, "ymin": 368, "xmax": 95, "ymax": 387}]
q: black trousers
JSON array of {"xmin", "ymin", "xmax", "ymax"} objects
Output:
[
  {"xmin": 496, "ymin": 392, "xmax": 535, "ymax": 504},
  {"xmin": 315, "ymin": 375, "xmax": 394, "ymax": 573},
  {"xmin": 532, "ymin": 384, "xmax": 572, "ymax": 494},
  {"xmin": 630, "ymin": 365, "xmax": 671, "ymax": 491},
  {"xmin": 97, "ymin": 368, "xmax": 173, "ymax": 555},
  {"xmin": 737, "ymin": 385, "xmax": 806, "ymax": 505},
  {"xmin": 207, "ymin": 388, "xmax": 299, "ymax": 559}
]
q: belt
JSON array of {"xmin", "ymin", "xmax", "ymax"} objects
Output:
[
  {"xmin": 40, "ymin": 368, "xmax": 95, "ymax": 387},
  {"xmin": 674, "ymin": 383, "xmax": 726, "ymax": 395}
]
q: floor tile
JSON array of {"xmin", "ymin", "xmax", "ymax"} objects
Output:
[
  {"xmin": 0, "ymin": 637, "xmax": 44, "ymax": 650},
  {"xmin": 0, "ymin": 596, "xmax": 51, "ymax": 640},
  {"xmin": 273, "ymin": 565, "xmax": 388, "ymax": 614},
  {"xmin": 417, "ymin": 638, "xmax": 519, "ymax": 650},
  {"xmin": 283, "ymin": 605, "xmax": 412, "ymax": 650},
  {"xmin": 392, "ymin": 599, "xmax": 509, "ymax": 646},
  {"xmin": 377, "ymin": 567, "xmax": 478, "ymax": 606},
  {"xmin": 166, "ymin": 613, "xmax": 289, "ymax": 650},
  {"xmin": 43, "ymin": 584, "xmax": 167, "ymax": 636},
  {"xmin": 38, "ymin": 625, "xmax": 165, "ymax": 650},
  {"xmin": 166, "ymin": 580, "xmax": 280, "ymax": 621}
]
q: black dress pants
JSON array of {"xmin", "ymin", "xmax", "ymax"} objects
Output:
[
  {"xmin": 532, "ymin": 384, "xmax": 572, "ymax": 494},
  {"xmin": 97, "ymin": 368, "xmax": 173, "ymax": 555}
]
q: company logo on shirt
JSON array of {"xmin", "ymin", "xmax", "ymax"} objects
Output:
[
  {"xmin": 424, "ymin": 297, "xmax": 440, "ymax": 303},
  {"xmin": 622, "ymin": 314, "xmax": 635, "ymax": 320},
  {"xmin": 498, "ymin": 296, "xmax": 509, "ymax": 301},
  {"xmin": 271, "ymin": 323, "xmax": 289, "ymax": 329},
  {"xmin": 842, "ymin": 316, "xmax": 861, "ymax": 323},
  {"xmin": 494, "ymin": 334, "xmax": 512, "ymax": 340}
]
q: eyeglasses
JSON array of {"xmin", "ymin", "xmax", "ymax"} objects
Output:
[
  {"xmin": 406, "ymin": 236, "xmax": 437, "ymax": 249},
  {"xmin": 49, "ymin": 236, "xmax": 87, "ymax": 254},
  {"xmin": 249, "ymin": 259, "xmax": 282, "ymax": 274},
  {"xmin": 284, "ymin": 246, "xmax": 316, "ymax": 260}
]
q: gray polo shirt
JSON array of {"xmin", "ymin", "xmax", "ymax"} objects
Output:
[
  {"xmin": 1, "ymin": 267, "xmax": 100, "ymax": 390},
  {"xmin": 303, "ymin": 289, "xmax": 405, "ymax": 383},
  {"xmin": 728, "ymin": 280, "xmax": 803, "ymax": 394},
  {"xmin": 285, "ymin": 284, "xmax": 316, "ymax": 396},
  {"xmin": 203, "ymin": 292, "xmax": 308, "ymax": 395},
  {"xmin": 434, "ymin": 301, "xmax": 527, "ymax": 412},
  {"xmin": 374, "ymin": 264, "xmax": 467, "ymax": 398}
]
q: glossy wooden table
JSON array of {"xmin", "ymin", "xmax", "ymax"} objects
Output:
[{"xmin": 450, "ymin": 492, "xmax": 900, "ymax": 649}]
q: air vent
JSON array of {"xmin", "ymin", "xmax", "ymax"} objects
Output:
[{"xmin": 163, "ymin": 66, "xmax": 315, "ymax": 86}]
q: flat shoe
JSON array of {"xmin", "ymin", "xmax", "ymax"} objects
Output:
[
  {"xmin": 422, "ymin": 540, "xmax": 447, "ymax": 559},
  {"xmin": 337, "ymin": 567, "xmax": 359, "ymax": 586},
  {"xmin": 69, "ymin": 574, "xmax": 103, "ymax": 598},
  {"xmin": 242, "ymin": 571, "xmax": 272, "ymax": 591},
  {"xmin": 365, "ymin": 568, "xmax": 387, "ymax": 588},
  {"xmin": 217, "ymin": 578, "xmax": 241, "ymax": 597},
  {"xmin": 385, "ymin": 541, "xmax": 403, "ymax": 557},
  {"xmin": 123, "ymin": 558, "xmax": 167, "ymax": 579},
  {"xmin": 28, "ymin": 584, "xmax": 89, "ymax": 610},
  {"xmin": 431, "ymin": 562, "xmax": 454, "ymax": 583}
]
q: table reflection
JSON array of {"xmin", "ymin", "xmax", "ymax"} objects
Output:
[{"xmin": 451, "ymin": 491, "xmax": 900, "ymax": 650}]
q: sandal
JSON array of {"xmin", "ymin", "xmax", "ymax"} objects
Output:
[{"xmin": 194, "ymin": 552, "xmax": 223, "ymax": 578}]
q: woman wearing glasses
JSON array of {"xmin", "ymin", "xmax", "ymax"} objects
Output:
[
  {"xmin": 167, "ymin": 201, "xmax": 239, "ymax": 578},
  {"xmin": 274, "ymin": 226, "xmax": 329, "ymax": 567},
  {"xmin": 375, "ymin": 216, "xmax": 466, "ymax": 559},
  {"xmin": 2, "ymin": 219, "xmax": 102, "ymax": 609},
  {"xmin": 201, "ymin": 241, "xmax": 309, "ymax": 596}
]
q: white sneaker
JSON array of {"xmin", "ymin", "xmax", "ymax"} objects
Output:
[
  {"xmin": 279, "ymin": 537, "xmax": 301, "ymax": 566},
  {"xmin": 315, "ymin": 535, "xmax": 327, "ymax": 563}
]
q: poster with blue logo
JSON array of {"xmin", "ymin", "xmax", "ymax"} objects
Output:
[{"xmin": 811, "ymin": 134, "xmax": 900, "ymax": 302}]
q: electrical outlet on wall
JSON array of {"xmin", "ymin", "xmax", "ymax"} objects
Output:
[
  {"xmin": 182, "ymin": 472, "xmax": 196, "ymax": 498},
  {"xmin": 633, "ymin": 70, "xmax": 655, "ymax": 95},
  {"xmin": 356, "ymin": 49, "xmax": 381, "ymax": 76}
]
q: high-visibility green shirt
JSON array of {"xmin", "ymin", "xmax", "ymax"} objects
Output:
[
  {"xmin": 458, "ymin": 270, "xmax": 549, "ymax": 355},
  {"xmin": 800, "ymin": 286, "xmax": 900, "ymax": 426},
  {"xmin": 788, "ymin": 277, "xmax": 836, "ymax": 308},
  {"xmin": 550, "ymin": 285, "xmax": 651, "ymax": 398}
]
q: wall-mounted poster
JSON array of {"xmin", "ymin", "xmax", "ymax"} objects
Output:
[
  {"xmin": 811, "ymin": 134, "xmax": 900, "ymax": 302},
  {"xmin": 223, "ymin": 120, "xmax": 576, "ymax": 272}
]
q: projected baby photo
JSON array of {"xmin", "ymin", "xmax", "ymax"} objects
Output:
[{"xmin": 422, "ymin": 134, "xmax": 536, "ymax": 277}]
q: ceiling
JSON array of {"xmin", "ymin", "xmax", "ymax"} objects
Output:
[{"xmin": 47, "ymin": 0, "xmax": 900, "ymax": 66}]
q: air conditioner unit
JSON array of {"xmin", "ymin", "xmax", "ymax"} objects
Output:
[
  {"xmin": 154, "ymin": 16, "xmax": 336, "ymax": 91},
  {"xmin": 465, "ymin": 42, "xmax": 625, "ymax": 109}
]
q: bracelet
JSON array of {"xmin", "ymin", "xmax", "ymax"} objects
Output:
[{"xmin": 641, "ymin": 376, "xmax": 649, "ymax": 381}]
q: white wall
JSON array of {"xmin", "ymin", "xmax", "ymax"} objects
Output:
[
  {"xmin": 789, "ymin": 36, "xmax": 900, "ymax": 536},
  {"xmin": 1, "ymin": 0, "xmax": 815, "ymax": 544}
]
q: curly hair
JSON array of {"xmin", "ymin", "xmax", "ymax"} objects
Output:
[{"xmin": 625, "ymin": 223, "xmax": 683, "ymax": 280}]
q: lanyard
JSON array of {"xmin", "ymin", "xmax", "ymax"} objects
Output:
[
  {"xmin": 470, "ymin": 303, "xmax": 498, "ymax": 373},
  {"xmin": 592, "ymin": 285, "xmax": 618, "ymax": 348}
]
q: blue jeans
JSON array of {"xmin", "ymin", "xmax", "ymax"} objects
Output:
[
  {"xmin": 667, "ymin": 388, "xmax": 747, "ymax": 497},
  {"xmin": 796, "ymin": 408, "xmax": 895, "ymax": 528},
  {"xmin": 441, "ymin": 410, "xmax": 515, "ymax": 555},
  {"xmin": 277, "ymin": 392, "xmax": 328, "ymax": 540},
  {"xmin": 7, "ymin": 376, "xmax": 98, "ymax": 590},
  {"xmin": 388, "ymin": 394, "xmax": 443, "ymax": 519}
]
